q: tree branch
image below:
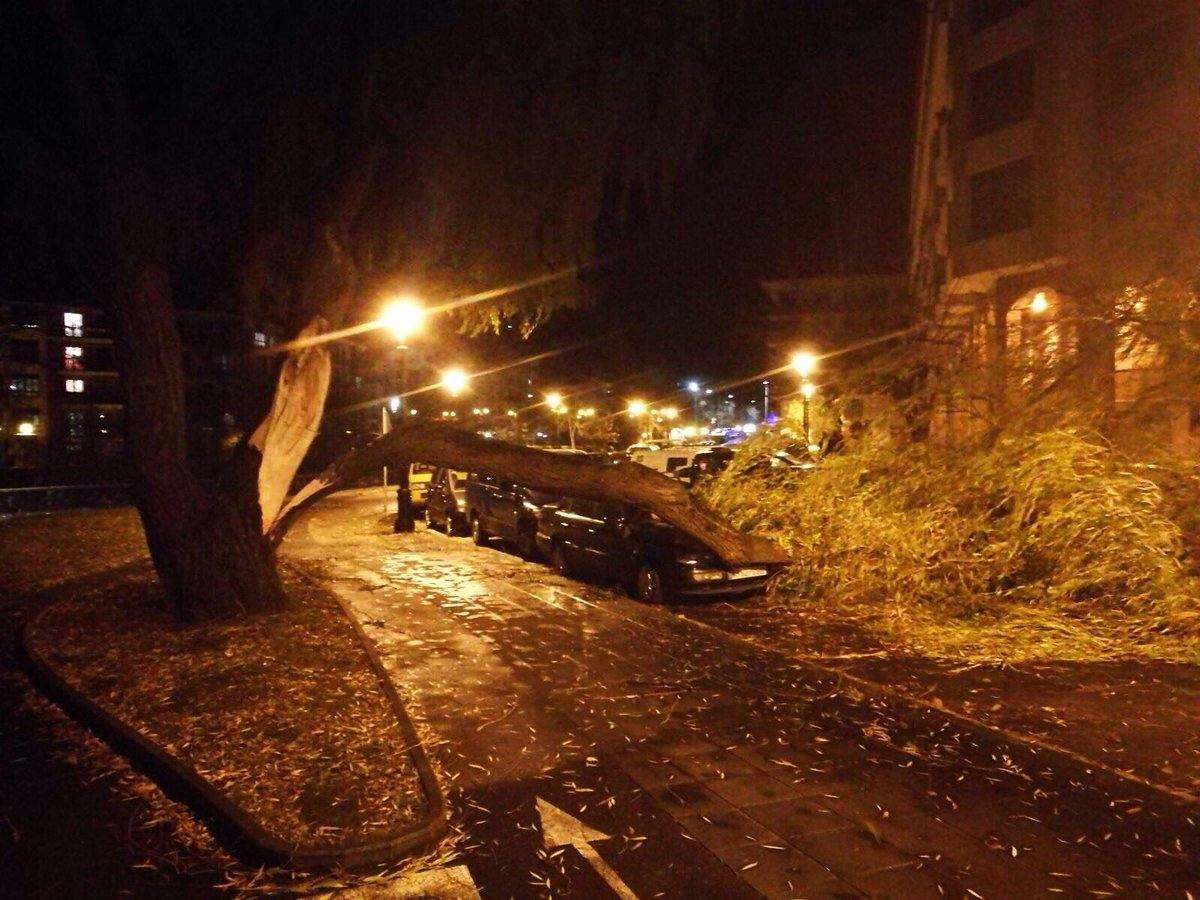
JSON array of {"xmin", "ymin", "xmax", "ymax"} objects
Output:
[{"xmin": 268, "ymin": 423, "xmax": 791, "ymax": 567}]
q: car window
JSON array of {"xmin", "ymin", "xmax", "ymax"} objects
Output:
[{"xmin": 665, "ymin": 456, "xmax": 688, "ymax": 472}]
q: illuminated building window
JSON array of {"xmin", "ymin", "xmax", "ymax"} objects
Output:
[
  {"xmin": 65, "ymin": 378, "xmax": 85, "ymax": 393},
  {"xmin": 65, "ymin": 410, "xmax": 85, "ymax": 451},
  {"xmin": 8, "ymin": 376, "xmax": 40, "ymax": 395},
  {"xmin": 64, "ymin": 312, "xmax": 83, "ymax": 337},
  {"xmin": 253, "ymin": 331, "xmax": 268, "ymax": 348},
  {"xmin": 65, "ymin": 345, "xmax": 83, "ymax": 369}
]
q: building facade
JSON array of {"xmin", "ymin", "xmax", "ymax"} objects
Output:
[{"xmin": 910, "ymin": 0, "xmax": 1200, "ymax": 441}]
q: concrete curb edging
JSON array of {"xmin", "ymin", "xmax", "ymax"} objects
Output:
[{"xmin": 18, "ymin": 583, "xmax": 448, "ymax": 871}]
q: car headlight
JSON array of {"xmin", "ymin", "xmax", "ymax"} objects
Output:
[{"xmin": 689, "ymin": 568, "xmax": 727, "ymax": 583}]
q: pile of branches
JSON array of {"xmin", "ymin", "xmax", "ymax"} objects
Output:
[{"xmin": 702, "ymin": 427, "xmax": 1200, "ymax": 662}]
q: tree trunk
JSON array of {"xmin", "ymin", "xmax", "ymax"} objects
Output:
[
  {"xmin": 114, "ymin": 264, "xmax": 288, "ymax": 621},
  {"xmin": 269, "ymin": 422, "xmax": 790, "ymax": 568}
]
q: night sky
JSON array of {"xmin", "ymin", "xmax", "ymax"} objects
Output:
[{"xmin": 531, "ymin": 0, "xmax": 921, "ymax": 395}]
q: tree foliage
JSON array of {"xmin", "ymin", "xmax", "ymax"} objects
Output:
[{"xmin": 703, "ymin": 427, "xmax": 1200, "ymax": 662}]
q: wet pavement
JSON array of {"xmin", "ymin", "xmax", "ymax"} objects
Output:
[{"xmin": 285, "ymin": 490, "xmax": 1200, "ymax": 899}]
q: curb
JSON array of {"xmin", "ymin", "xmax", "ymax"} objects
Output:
[{"xmin": 18, "ymin": 581, "xmax": 448, "ymax": 871}]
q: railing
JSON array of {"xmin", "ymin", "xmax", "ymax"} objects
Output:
[{"xmin": 0, "ymin": 483, "xmax": 129, "ymax": 515}]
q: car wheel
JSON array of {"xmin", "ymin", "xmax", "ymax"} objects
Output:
[
  {"xmin": 550, "ymin": 543, "xmax": 572, "ymax": 577},
  {"xmin": 516, "ymin": 527, "xmax": 538, "ymax": 561},
  {"xmin": 424, "ymin": 507, "xmax": 439, "ymax": 531},
  {"xmin": 449, "ymin": 514, "xmax": 468, "ymax": 537},
  {"xmin": 635, "ymin": 564, "xmax": 665, "ymax": 603},
  {"xmin": 471, "ymin": 516, "xmax": 489, "ymax": 546}
]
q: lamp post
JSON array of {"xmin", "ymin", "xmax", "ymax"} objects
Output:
[
  {"xmin": 791, "ymin": 350, "xmax": 819, "ymax": 447},
  {"xmin": 627, "ymin": 399, "xmax": 648, "ymax": 441},
  {"xmin": 800, "ymin": 381, "xmax": 816, "ymax": 447},
  {"xmin": 381, "ymin": 297, "xmax": 425, "ymax": 533},
  {"xmin": 687, "ymin": 380, "xmax": 701, "ymax": 425}
]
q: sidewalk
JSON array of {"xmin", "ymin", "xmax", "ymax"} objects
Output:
[{"xmin": 679, "ymin": 599, "xmax": 1200, "ymax": 804}]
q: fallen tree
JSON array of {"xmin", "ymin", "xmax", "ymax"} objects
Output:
[{"xmin": 268, "ymin": 423, "xmax": 791, "ymax": 568}]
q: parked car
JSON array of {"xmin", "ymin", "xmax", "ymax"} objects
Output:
[
  {"xmin": 464, "ymin": 473, "xmax": 557, "ymax": 559},
  {"xmin": 628, "ymin": 444, "xmax": 710, "ymax": 476},
  {"xmin": 424, "ymin": 467, "xmax": 469, "ymax": 535},
  {"xmin": 407, "ymin": 462, "xmax": 438, "ymax": 509},
  {"xmin": 673, "ymin": 446, "xmax": 736, "ymax": 487},
  {"xmin": 536, "ymin": 497, "xmax": 780, "ymax": 602}
]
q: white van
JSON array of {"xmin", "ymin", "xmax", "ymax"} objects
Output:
[{"xmin": 628, "ymin": 444, "xmax": 708, "ymax": 476}]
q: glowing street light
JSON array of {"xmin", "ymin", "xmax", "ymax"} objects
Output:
[
  {"xmin": 545, "ymin": 391, "xmax": 563, "ymax": 410},
  {"xmin": 380, "ymin": 296, "xmax": 425, "ymax": 342},
  {"xmin": 627, "ymin": 399, "xmax": 647, "ymax": 417},
  {"xmin": 661, "ymin": 406, "xmax": 679, "ymax": 420},
  {"xmin": 800, "ymin": 382, "xmax": 816, "ymax": 400},
  {"xmin": 687, "ymin": 380, "xmax": 700, "ymax": 394},
  {"xmin": 790, "ymin": 350, "xmax": 818, "ymax": 379},
  {"xmin": 1029, "ymin": 291, "xmax": 1049, "ymax": 314},
  {"xmin": 441, "ymin": 367, "xmax": 469, "ymax": 396},
  {"xmin": 17, "ymin": 422, "xmax": 35, "ymax": 436}
]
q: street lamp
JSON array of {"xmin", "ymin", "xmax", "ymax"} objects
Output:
[
  {"xmin": 790, "ymin": 350, "xmax": 818, "ymax": 380},
  {"xmin": 1029, "ymin": 291, "xmax": 1049, "ymax": 314},
  {"xmin": 380, "ymin": 296, "xmax": 425, "ymax": 534},
  {"xmin": 441, "ymin": 367, "xmax": 469, "ymax": 396},
  {"xmin": 627, "ymin": 399, "xmax": 648, "ymax": 441},
  {"xmin": 380, "ymin": 296, "xmax": 425, "ymax": 342},
  {"xmin": 687, "ymin": 380, "xmax": 702, "ymax": 423}
]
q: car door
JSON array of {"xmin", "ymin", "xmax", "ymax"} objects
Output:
[
  {"xmin": 595, "ymin": 501, "xmax": 638, "ymax": 584},
  {"xmin": 554, "ymin": 498, "xmax": 601, "ymax": 573}
]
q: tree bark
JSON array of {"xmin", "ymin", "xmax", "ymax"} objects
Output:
[{"xmin": 269, "ymin": 423, "xmax": 791, "ymax": 567}]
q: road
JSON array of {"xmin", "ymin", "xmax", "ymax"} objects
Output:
[{"xmin": 286, "ymin": 489, "xmax": 1200, "ymax": 899}]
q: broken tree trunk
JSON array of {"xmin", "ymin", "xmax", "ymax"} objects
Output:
[
  {"xmin": 249, "ymin": 318, "xmax": 333, "ymax": 527},
  {"xmin": 268, "ymin": 422, "xmax": 790, "ymax": 567}
]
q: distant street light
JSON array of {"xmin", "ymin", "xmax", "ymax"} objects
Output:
[
  {"xmin": 380, "ymin": 296, "xmax": 425, "ymax": 342},
  {"xmin": 441, "ymin": 367, "xmax": 469, "ymax": 396},
  {"xmin": 1029, "ymin": 291, "xmax": 1049, "ymax": 314},
  {"xmin": 687, "ymin": 381, "xmax": 702, "ymax": 422},
  {"xmin": 17, "ymin": 422, "xmax": 35, "ymax": 436},
  {"xmin": 545, "ymin": 391, "xmax": 563, "ymax": 410}
]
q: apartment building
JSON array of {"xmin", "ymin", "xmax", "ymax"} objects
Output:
[
  {"xmin": 910, "ymin": 0, "xmax": 1200, "ymax": 439},
  {"xmin": 0, "ymin": 301, "xmax": 265, "ymax": 482}
]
